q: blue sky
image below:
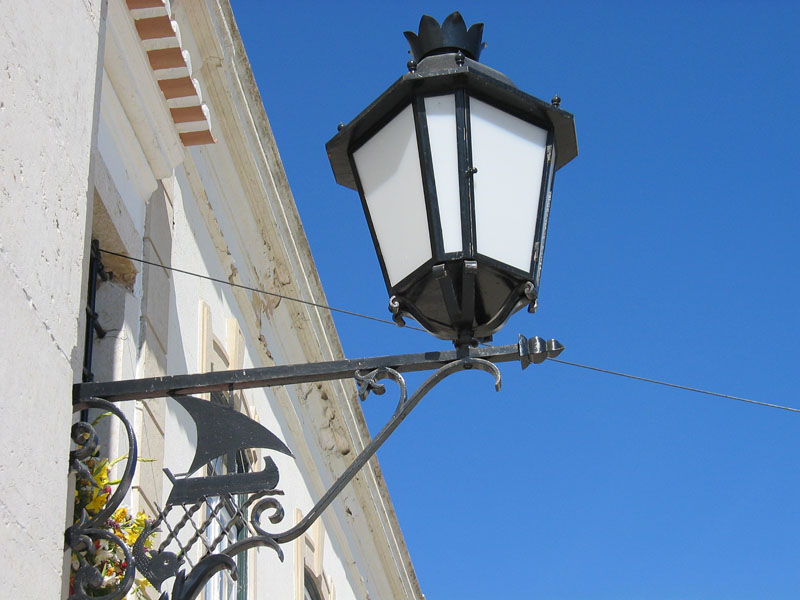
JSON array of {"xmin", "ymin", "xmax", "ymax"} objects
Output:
[{"xmin": 233, "ymin": 2, "xmax": 800, "ymax": 598}]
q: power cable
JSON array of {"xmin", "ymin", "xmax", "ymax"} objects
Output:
[
  {"xmin": 98, "ymin": 247, "xmax": 429, "ymax": 333},
  {"xmin": 98, "ymin": 247, "xmax": 797, "ymax": 415},
  {"xmin": 547, "ymin": 358, "xmax": 800, "ymax": 414}
]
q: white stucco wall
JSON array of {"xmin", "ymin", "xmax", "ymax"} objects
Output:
[
  {"xmin": 0, "ymin": 1, "xmax": 103, "ymax": 597},
  {"xmin": 0, "ymin": 1, "xmax": 421, "ymax": 597}
]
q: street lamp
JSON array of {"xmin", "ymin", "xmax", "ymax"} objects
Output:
[
  {"xmin": 68, "ymin": 12, "xmax": 576, "ymax": 600},
  {"xmin": 327, "ymin": 12, "xmax": 577, "ymax": 345}
]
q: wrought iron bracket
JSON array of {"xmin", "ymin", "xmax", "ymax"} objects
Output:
[{"xmin": 67, "ymin": 334, "xmax": 562, "ymax": 600}]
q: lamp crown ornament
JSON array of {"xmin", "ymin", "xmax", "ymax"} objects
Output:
[{"xmin": 404, "ymin": 12, "xmax": 485, "ymax": 62}]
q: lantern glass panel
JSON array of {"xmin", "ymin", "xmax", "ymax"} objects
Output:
[
  {"xmin": 424, "ymin": 94, "xmax": 462, "ymax": 254},
  {"xmin": 470, "ymin": 98, "xmax": 548, "ymax": 273},
  {"xmin": 353, "ymin": 105, "xmax": 432, "ymax": 286}
]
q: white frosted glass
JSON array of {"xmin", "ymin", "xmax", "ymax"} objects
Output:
[
  {"xmin": 470, "ymin": 98, "xmax": 548, "ymax": 273},
  {"xmin": 424, "ymin": 95, "xmax": 462, "ymax": 254},
  {"xmin": 353, "ymin": 105, "xmax": 431, "ymax": 286}
]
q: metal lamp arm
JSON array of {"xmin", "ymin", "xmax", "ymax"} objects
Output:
[
  {"xmin": 73, "ymin": 334, "xmax": 560, "ymax": 403},
  {"xmin": 266, "ymin": 357, "xmax": 501, "ymax": 544}
]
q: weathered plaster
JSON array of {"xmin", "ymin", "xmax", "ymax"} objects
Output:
[{"xmin": 0, "ymin": 1, "xmax": 101, "ymax": 596}]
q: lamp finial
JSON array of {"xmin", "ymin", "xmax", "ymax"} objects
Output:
[{"xmin": 404, "ymin": 12, "xmax": 485, "ymax": 62}]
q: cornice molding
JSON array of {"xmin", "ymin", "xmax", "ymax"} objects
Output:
[
  {"xmin": 124, "ymin": 0, "xmax": 215, "ymax": 147},
  {"xmin": 104, "ymin": 0, "xmax": 184, "ymax": 178}
]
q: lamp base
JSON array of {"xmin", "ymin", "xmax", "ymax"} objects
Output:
[{"xmin": 388, "ymin": 259, "xmax": 536, "ymax": 345}]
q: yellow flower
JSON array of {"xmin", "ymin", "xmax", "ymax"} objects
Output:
[
  {"xmin": 85, "ymin": 491, "xmax": 109, "ymax": 512},
  {"xmin": 112, "ymin": 507, "xmax": 129, "ymax": 522},
  {"xmin": 94, "ymin": 462, "xmax": 110, "ymax": 488},
  {"xmin": 120, "ymin": 530, "xmax": 135, "ymax": 546},
  {"xmin": 134, "ymin": 577, "xmax": 154, "ymax": 597}
]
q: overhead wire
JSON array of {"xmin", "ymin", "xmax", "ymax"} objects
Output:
[
  {"xmin": 98, "ymin": 247, "xmax": 429, "ymax": 333},
  {"xmin": 547, "ymin": 358, "xmax": 800, "ymax": 413},
  {"xmin": 98, "ymin": 247, "xmax": 798, "ymax": 415}
]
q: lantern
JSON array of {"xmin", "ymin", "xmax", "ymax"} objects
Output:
[{"xmin": 326, "ymin": 12, "xmax": 577, "ymax": 345}]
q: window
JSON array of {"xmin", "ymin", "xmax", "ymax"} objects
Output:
[
  {"xmin": 199, "ymin": 304, "xmax": 253, "ymax": 600},
  {"xmin": 304, "ymin": 570, "xmax": 323, "ymax": 600}
]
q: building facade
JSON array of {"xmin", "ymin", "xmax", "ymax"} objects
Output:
[{"xmin": 0, "ymin": 1, "xmax": 421, "ymax": 598}]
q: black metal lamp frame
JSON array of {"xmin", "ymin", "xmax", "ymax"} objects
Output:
[
  {"xmin": 67, "ymin": 334, "xmax": 563, "ymax": 600},
  {"xmin": 326, "ymin": 14, "xmax": 577, "ymax": 345}
]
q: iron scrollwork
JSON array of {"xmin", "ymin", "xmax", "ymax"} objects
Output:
[
  {"xmin": 68, "ymin": 399, "xmax": 139, "ymax": 600},
  {"xmin": 67, "ymin": 357, "xmax": 504, "ymax": 599},
  {"xmin": 257, "ymin": 357, "xmax": 502, "ymax": 546},
  {"xmin": 68, "ymin": 396, "xmax": 291, "ymax": 600},
  {"xmin": 69, "ymin": 514, "xmax": 136, "ymax": 600}
]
